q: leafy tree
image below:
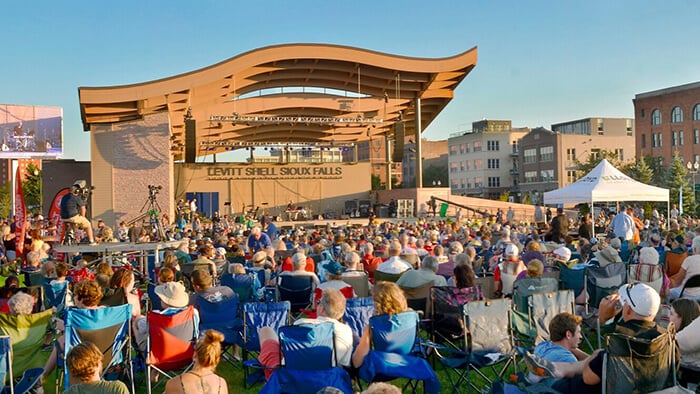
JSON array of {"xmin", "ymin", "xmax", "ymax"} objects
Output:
[
  {"xmin": 499, "ymin": 191, "xmax": 510, "ymax": 202},
  {"xmin": 628, "ymin": 159, "xmax": 654, "ymax": 185},
  {"xmin": 22, "ymin": 163, "xmax": 42, "ymax": 215},
  {"xmin": 0, "ymin": 184, "xmax": 10, "ymax": 219},
  {"xmin": 371, "ymin": 174, "xmax": 382, "ymax": 190},
  {"xmin": 643, "ymin": 155, "xmax": 665, "ymax": 186},
  {"xmin": 665, "ymin": 152, "xmax": 694, "ymax": 214},
  {"xmin": 574, "ymin": 149, "xmax": 629, "ymax": 177}
]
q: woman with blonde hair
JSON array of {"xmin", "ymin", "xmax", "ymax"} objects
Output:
[
  {"xmin": 352, "ymin": 282, "xmax": 408, "ymax": 368},
  {"xmin": 165, "ymin": 330, "xmax": 228, "ymax": 394}
]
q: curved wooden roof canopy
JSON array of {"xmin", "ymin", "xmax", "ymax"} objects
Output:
[{"xmin": 79, "ymin": 43, "xmax": 477, "ymax": 160}]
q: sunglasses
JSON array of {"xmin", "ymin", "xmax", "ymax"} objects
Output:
[{"xmin": 624, "ymin": 282, "xmax": 638, "ymax": 309}]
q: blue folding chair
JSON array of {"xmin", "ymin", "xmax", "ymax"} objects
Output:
[
  {"xmin": 260, "ymin": 322, "xmax": 353, "ymax": 394},
  {"xmin": 43, "ymin": 280, "xmax": 70, "ymax": 317},
  {"xmin": 221, "ymin": 273, "xmax": 259, "ymax": 303},
  {"xmin": 0, "ymin": 335, "xmax": 43, "ymax": 394},
  {"xmin": 278, "ymin": 275, "xmax": 314, "ymax": 317},
  {"xmin": 343, "ymin": 297, "xmax": 375, "ymax": 346},
  {"xmin": 242, "ymin": 301, "xmax": 291, "ymax": 388},
  {"xmin": 559, "ymin": 264, "xmax": 586, "ymax": 299},
  {"xmin": 197, "ymin": 295, "xmax": 243, "ymax": 365},
  {"xmin": 358, "ymin": 311, "xmax": 440, "ymax": 394},
  {"xmin": 146, "ymin": 283, "xmax": 163, "ymax": 311},
  {"xmin": 63, "ymin": 304, "xmax": 134, "ymax": 392}
]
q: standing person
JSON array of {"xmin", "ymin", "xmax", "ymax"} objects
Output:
[
  {"xmin": 60, "ymin": 181, "xmax": 96, "ymax": 245},
  {"xmin": 578, "ymin": 213, "xmax": 593, "ymax": 242},
  {"xmin": 165, "ymin": 330, "xmax": 229, "ymax": 394},
  {"xmin": 548, "ymin": 207, "xmax": 569, "ymax": 243},
  {"xmin": 609, "ymin": 206, "xmax": 635, "ymax": 245},
  {"xmin": 507, "ymin": 206, "xmax": 515, "ymax": 225},
  {"xmin": 189, "ymin": 198, "xmax": 198, "ymax": 222},
  {"xmin": 534, "ymin": 205, "xmax": 544, "ymax": 224}
]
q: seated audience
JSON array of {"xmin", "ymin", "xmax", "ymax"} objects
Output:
[
  {"xmin": 165, "ymin": 330, "xmax": 228, "ymax": 394},
  {"xmin": 65, "ymin": 342, "xmax": 129, "ymax": 393},
  {"xmin": 375, "ymin": 241, "xmax": 412, "ymax": 275},
  {"xmin": 396, "ymin": 255, "xmax": 446, "ymax": 288},
  {"xmin": 670, "ymin": 298, "xmax": 700, "ymax": 373},
  {"xmin": 189, "ymin": 269, "xmax": 235, "ymax": 308}
]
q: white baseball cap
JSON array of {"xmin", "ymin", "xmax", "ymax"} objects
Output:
[{"xmin": 618, "ymin": 283, "xmax": 660, "ymax": 318}]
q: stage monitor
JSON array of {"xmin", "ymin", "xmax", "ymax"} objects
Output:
[{"xmin": 0, "ymin": 104, "xmax": 63, "ymax": 159}]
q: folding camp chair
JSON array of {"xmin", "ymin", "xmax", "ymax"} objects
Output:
[
  {"xmin": 63, "ymin": 304, "xmax": 134, "ymax": 392},
  {"xmin": 197, "ymin": 295, "xmax": 243, "ymax": 366},
  {"xmin": 146, "ymin": 282, "xmax": 163, "ymax": 311},
  {"xmin": 43, "ymin": 280, "xmax": 70, "ymax": 313},
  {"xmin": 527, "ymin": 290, "xmax": 576, "ymax": 344},
  {"xmin": 342, "ymin": 297, "xmax": 374, "ymax": 346},
  {"xmin": 399, "ymin": 282, "xmax": 434, "ymax": 318},
  {"xmin": 475, "ymin": 272, "xmax": 496, "ymax": 299},
  {"xmin": 144, "ymin": 306, "xmax": 199, "ymax": 394},
  {"xmin": 584, "ymin": 262, "xmax": 627, "ymax": 314},
  {"xmin": 99, "ymin": 287, "xmax": 128, "ymax": 307},
  {"xmin": 665, "ymin": 250, "xmax": 687, "ymax": 277},
  {"xmin": 559, "ymin": 265, "xmax": 586, "ymax": 299},
  {"xmin": 512, "ymin": 277, "xmax": 559, "ymax": 313},
  {"xmin": 602, "ymin": 330, "xmax": 677, "ymax": 393},
  {"xmin": 221, "ymin": 273, "xmax": 258, "ymax": 303},
  {"xmin": 373, "ymin": 271, "xmax": 404, "ymax": 283},
  {"xmin": 428, "ymin": 286, "xmax": 481, "ymax": 351},
  {"xmin": 260, "ymin": 322, "xmax": 353, "ymax": 394},
  {"xmin": 278, "ymin": 275, "xmax": 314, "ymax": 317},
  {"xmin": 628, "ymin": 263, "xmax": 665, "ymax": 295},
  {"xmin": 432, "ymin": 298, "xmax": 516, "ymax": 393},
  {"xmin": 357, "ymin": 310, "xmax": 440, "ymax": 394},
  {"xmin": 341, "ymin": 271, "xmax": 371, "ymax": 297},
  {"xmin": 242, "ymin": 301, "xmax": 291, "ymax": 388},
  {"xmin": 0, "ymin": 334, "xmax": 43, "ymax": 394},
  {"xmin": 0, "ymin": 309, "xmax": 53, "ymax": 383}
]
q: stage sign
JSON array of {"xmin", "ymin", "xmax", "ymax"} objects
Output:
[
  {"xmin": 0, "ymin": 104, "xmax": 63, "ymax": 158},
  {"xmin": 206, "ymin": 165, "xmax": 344, "ymax": 180}
]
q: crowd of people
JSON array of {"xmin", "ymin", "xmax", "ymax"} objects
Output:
[{"xmin": 1, "ymin": 199, "xmax": 700, "ymax": 392}]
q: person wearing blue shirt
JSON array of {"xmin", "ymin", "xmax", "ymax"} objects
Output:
[
  {"xmin": 247, "ymin": 226, "xmax": 271, "ymax": 253},
  {"xmin": 528, "ymin": 312, "xmax": 588, "ymax": 385}
]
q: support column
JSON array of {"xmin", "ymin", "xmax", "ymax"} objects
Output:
[
  {"xmin": 386, "ymin": 135, "xmax": 392, "ymax": 190},
  {"xmin": 353, "ymin": 144, "xmax": 358, "ymax": 162},
  {"xmin": 415, "ymin": 97, "xmax": 423, "ymax": 189}
]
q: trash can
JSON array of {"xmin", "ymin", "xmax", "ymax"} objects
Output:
[{"xmin": 439, "ymin": 203, "xmax": 449, "ymax": 218}]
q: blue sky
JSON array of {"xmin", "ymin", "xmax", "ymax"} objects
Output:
[{"xmin": 1, "ymin": 0, "xmax": 699, "ymax": 161}]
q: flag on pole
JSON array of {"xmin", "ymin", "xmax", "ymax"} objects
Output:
[
  {"xmin": 48, "ymin": 188, "xmax": 70, "ymax": 245},
  {"xmin": 14, "ymin": 167, "xmax": 26, "ymax": 259},
  {"xmin": 679, "ymin": 185, "xmax": 684, "ymax": 216}
]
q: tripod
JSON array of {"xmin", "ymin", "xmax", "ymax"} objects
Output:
[{"xmin": 139, "ymin": 192, "xmax": 167, "ymax": 241}]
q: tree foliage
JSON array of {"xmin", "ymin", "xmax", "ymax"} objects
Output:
[
  {"xmin": 574, "ymin": 149, "xmax": 632, "ymax": 178},
  {"xmin": 664, "ymin": 152, "xmax": 694, "ymax": 214},
  {"xmin": 22, "ymin": 163, "xmax": 42, "ymax": 215},
  {"xmin": 628, "ymin": 158, "xmax": 654, "ymax": 184},
  {"xmin": 371, "ymin": 174, "xmax": 382, "ymax": 190},
  {"xmin": 0, "ymin": 184, "xmax": 10, "ymax": 219}
]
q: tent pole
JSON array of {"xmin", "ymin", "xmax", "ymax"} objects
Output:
[
  {"xmin": 591, "ymin": 199, "xmax": 595, "ymax": 239},
  {"xmin": 667, "ymin": 200, "xmax": 670, "ymax": 229}
]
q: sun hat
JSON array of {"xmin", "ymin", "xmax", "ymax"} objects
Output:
[
  {"xmin": 154, "ymin": 281, "xmax": 189, "ymax": 308},
  {"xmin": 594, "ymin": 246, "xmax": 622, "ymax": 267},
  {"xmin": 323, "ymin": 260, "xmax": 345, "ymax": 276},
  {"xmin": 504, "ymin": 244, "xmax": 519, "ymax": 257},
  {"xmin": 618, "ymin": 283, "xmax": 660, "ymax": 317}
]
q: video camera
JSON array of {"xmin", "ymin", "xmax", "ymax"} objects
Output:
[
  {"xmin": 72, "ymin": 180, "xmax": 94, "ymax": 202},
  {"xmin": 148, "ymin": 185, "xmax": 162, "ymax": 199}
]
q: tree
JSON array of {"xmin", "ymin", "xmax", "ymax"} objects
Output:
[
  {"xmin": 22, "ymin": 163, "xmax": 42, "ymax": 215},
  {"xmin": 643, "ymin": 155, "xmax": 665, "ymax": 186},
  {"xmin": 574, "ymin": 149, "xmax": 629, "ymax": 178},
  {"xmin": 371, "ymin": 174, "xmax": 382, "ymax": 190},
  {"xmin": 665, "ymin": 152, "xmax": 694, "ymax": 215},
  {"xmin": 0, "ymin": 184, "xmax": 10, "ymax": 218},
  {"xmin": 498, "ymin": 191, "xmax": 510, "ymax": 202},
  {"xmin": 628, "ymin": 158, "xmax": 654, "ymax": 185}
]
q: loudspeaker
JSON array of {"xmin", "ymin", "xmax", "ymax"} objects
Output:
[
  {"xmin": 392, "ymin": 121, "xmax": 405, "ymax": 163},
  {"xmin": 185, "ymin": 119, "xmax": 196, "ymax": 163}
]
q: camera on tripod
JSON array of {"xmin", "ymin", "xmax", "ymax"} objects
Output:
[
  {"xmin": 148, "ymin": 185, "xmax": 162, "ymax": 199},
  {"xmin": 72, "ymin": 180, "xmax": 94, "ymax": 203}
]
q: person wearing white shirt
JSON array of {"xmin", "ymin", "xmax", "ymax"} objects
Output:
[{"xmin": 376, "ymin": 241, "xmax": 412, "ymax": 274}]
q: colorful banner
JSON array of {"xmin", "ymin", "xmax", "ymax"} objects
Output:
[
  {"xmin": 14, "ymin": 167, "xmax": 26, "ymax": 258},
  {"xmin": 49, "ymin": 188, "xmax": 70, "ymax": 244}
]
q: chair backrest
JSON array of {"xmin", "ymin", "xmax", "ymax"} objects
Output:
[
  {"xmin": 100, "ymin": 287, "xmax": 128, "ymax": 307},
  {"xmin": 147, "ymin": 306, "xmax": 198, "ymax": 371},
  {"xmin": 463, "ymin": 298, "xmax": 513, "ymax": 355},
  {"xmin": 374, "ymin": 271, "xmax": 404, "ymax": 284},
  {"xmin": 528, "ymin": 290, "xmax": 575, "ymax": 344},
  {"xmin": 369, "ymin": 311, "xmax": 419, "ymax": 355},
  {"xmin": 242, "ymin": 301, "xmax": 291, "ymax": 352},
  {"xmin": 680, "ymin": 274, "xmax": 700, "ymax": 298},
  {"xmin": 399, "ymin": 254, "xmax": 419, "ymax": 269},
  {"xmin": 43, "ymin": 280, "xmax": 69, "ymax": 311},
  {"xmin": 430, "ymin": 286, "xmax": 481, "ymax": 343},
  {"xmin": 499, "ymin": 261, "xmax": 523, "ymax": 296},
  {"xmin": 64, "ymin": 304, "xmax": 133, "ymax": 383},
  {"xmin": 0, "ymin": 335, "xmax": 11, "ymax": 391},
  {"xmin": 147, "ymin": 283, "xmax": 163, "ymax": 311},
  {"xmin": 342, "ymin": 297, "xmax": 375, "ymax": 341},
  {"xmin": 23, "ymin": 272, "xmax": 44, "ymax": 287},
  {"xmin": 665, "ymin": 250, "xmax": 687, "ymax": 276},
  {"xmin": 278, "ymin": 275, "xmax": 314, "ymax": 313},
  {"xmin": 585, "ymin": 262, "xmax": 627, "ymax": 309},
  {"xmin": 603, "ymin": 330, "xmax": 676, "ymax": 393},
  {"xmin": 628, "ymin": 263, "xmax": 664, "ymax": 294},
  {"xmin": 542, "ymin": 265, "xmax": 561, "ymax": 282},
  {"xmin": 559, "ymin": 265, "xmax": 586, "ymax": 298},
  {"xmin": 197, "ymin": 296, "xmax": 242, "ymax": 346},
  {"xmin": 341, "ymin": 272, "xmax": 370, "ymax": 297},
  {"xmin": 279, "ymin": 322, "xmax": 335, "ymax": 370},
  {"xmin": 246, "ymin": 267, "xmax": 268, "ymax": 288},
  {"xmin": 221, "ymin": 273, "xmax": 257, "ymax": 303},
  {"xmin": 475, "ymin": 274, "xmax": 495, "ymax": 299},
  {"xmin": 512, "ymin": 277, "xmax": 559, "ymax": 312},
  {"xmin": 400, "ymin": 282, "xmax": 434, "ymax": 316},
  {"xmin": 0, "ymin": 310, "xmax": 53, "ymax": 379}
]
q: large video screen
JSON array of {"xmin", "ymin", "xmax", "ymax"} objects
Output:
[{"xmin": 0, "ymin": 104, "xmax": 63, "ymax": 158}]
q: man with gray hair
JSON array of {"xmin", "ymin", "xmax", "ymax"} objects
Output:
[
  {"xmin": 396, "ymin": 255, "xmax": 447, "ymax": 288},
  {"xmin": 278, "ymin": 251, "xmax": 320, "ymax": 288},
  {"xmin": 376, "ymin": 241, "xmax": 412, "ymax": 274}
]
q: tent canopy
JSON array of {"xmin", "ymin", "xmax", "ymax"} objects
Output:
[{"xmin": 543, "ymin": 159, "xmax": 669, "ymax": 205}]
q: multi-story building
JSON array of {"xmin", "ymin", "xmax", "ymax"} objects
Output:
[
  {"xmin": 633, "ymin": 81, "xmax": 700, "ymax": 167},
  {"xmin": 448, "ymin": 120, "xmax": 528, "ymax": 199},
  {"xmin": 353, "ymin": 138, "xmax": 402, "ymax": 188},
  {"xmin": 519, "ymin": 118, "xmax": 635, "ymax": 204},
  {"xmin": 402, "ymin": 139, "xmax": 447, "ymax": 188}
]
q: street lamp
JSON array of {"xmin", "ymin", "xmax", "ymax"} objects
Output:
[{"xmin": 687, "ymin": 160, "xmax": 699, "ymax": 202}]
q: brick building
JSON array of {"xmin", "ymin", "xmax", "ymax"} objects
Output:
[
  {"xmin": 402, "ymin": 138, "xmax": 447, "ymax": 188},
  {"xmin": 633, "ymin": 81, "xmax": 700, "ymax": 167}
]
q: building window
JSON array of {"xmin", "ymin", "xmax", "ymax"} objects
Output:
[
  {"xmin": 465, "ymin": 143, "xmax": 471, "ymax": 153},
  {"xmin": 450, "ymin": 162, "xmax": 457, "ymax": 173},
  {"xmin": 449, "ymin": 145, "xmax": 457, "ymax": 156},
  {"xmin": 460, "ymin": 161, "xmax": 465, "ymax": 172},
  {"xmin": 597, "ymin": 118, "xmax": 604, "ymax": 134},
  {"xmin": 473, "ymin": 141, "xmax": 482, "ymax": 152},
  {"xmin": 672, "ymin": 131, "xmax": 677, "ymax": 146},
  {"xmin": 658, "ymin": 133, "xmax": 663, "ymax": 147},
  {"xmin": 680, "ymin": 130, "xmax": 684, "ymax": 146},
  {"xmin": 641, "ymin": 109, "xmax": 646, "ymax": 118},
  {"xmin": 487, "ymin": 140, "xmax": 500, "ymax": 151},
  {"xmin": 524, "ymin": 171, "xmax": 537, "ymax": 183},
  {"xmin": 615, "ymin": 149, "xmax": 624, "ymax": 161},
  {"xmin": 695, "ymin": 104, "xmax": 700, "ymax": 121},
  {"xmin": 465, "ymin": 160, "xmax": 471, "ymax": 170},
  {"xmin": 459, "ymin": 144, "xmax": 465, "ymax": 154},
  {"xmin": 651, "ymin": 109, "xmax": 661, "ymax": 125},
  {"xmin": 641, "ymin": 134, "xmax": 646, "ymax": 149},
  {"xmin": 540, "ymin": 146, "xmax": 554, "ymax": 162},
  {"xmin": 566, "ymin": 148, "xmax": 576, "ymax": 161},
  {"xmin": 451, "ymin": 179, "xmax": 458, "ymax": 190},
  {"xmin": 487, "ymin": 159, "xmax": 500, "ymax": 169},
  {"xmin": 567, "ymin": 170, "xmax": 577, "ymax": 184},
  {"xmin": 672, "ymin": 106, "xmax": 683, "ymax": 123},
  {"xmin": 695, "ymin": 129, "xmax": 700, "ymax": 145},
  {"xmin": 474, "ymin": 159, "xmax": 483, "ymax": 170},
  {"xmin": 524, "ymin": 148, "xmax": 537, "ymax": 164},
  {"xmin": 626, "ymin": 119, "xmax": 633, "ymax": 136},
  {"xmin": 695, "ymin": 154, "xmax": 700, "ymax": 164},
  {"xmin": 540, "ymin": 169, "xmax": 554, "ymax": 182},
  {"xmin": 488, "ymin": 177, "xmax": 501, "ymax": 187},
  {"xmin": 591, "ymin": 149, "xmax": 601, "ymax": 159},
  {"xmin": 474, "ymin": 177, "xmax": 482, "ymax": 188}
]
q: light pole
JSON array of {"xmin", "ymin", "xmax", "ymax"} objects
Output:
[{"xmin": 687, "ymin": 160, "xmax": 699, "ymax": 208}]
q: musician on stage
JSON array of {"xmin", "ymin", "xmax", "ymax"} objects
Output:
[{"xmin": 60, "ymin": 180, "xmax": 96, "ymax": 245}]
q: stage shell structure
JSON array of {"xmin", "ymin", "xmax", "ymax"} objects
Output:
[{"xmin": 78, "ymin": 43, "xmax": 478, "ymax": 225}]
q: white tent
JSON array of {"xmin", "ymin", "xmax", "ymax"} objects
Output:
[{"xmin": 543, "ymin": 159, "xmax": 669, "ymax": 205}]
